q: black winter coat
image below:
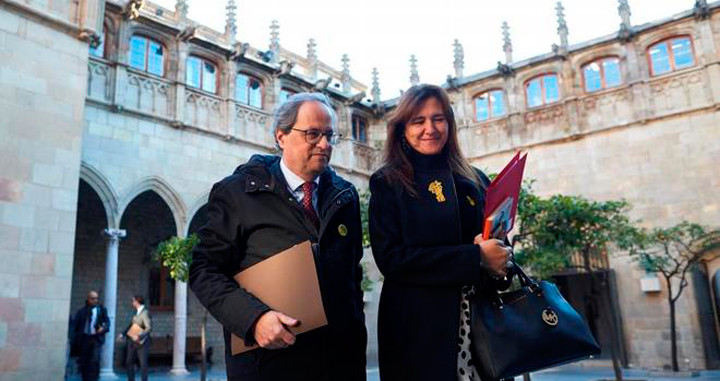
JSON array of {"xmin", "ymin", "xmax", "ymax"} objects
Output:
[
  {"xmin": 369, "ymin": 150, "xmax": 508, "ymax": 381},
  {"xmin": 189, "ymin": 155, "xmax": 367, "ymax": 381}
]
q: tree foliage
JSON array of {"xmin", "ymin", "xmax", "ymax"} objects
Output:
[
  {"xmin": 512, "ymin": 180, "xmax": 636, "ymax": 279},
  {"xmin": 153, "ymin": 234, "xmax": 199, "ymax": 282},
  {"xmin": 626, "ymin": 222, "xmax": 720, "ymax": 371}
]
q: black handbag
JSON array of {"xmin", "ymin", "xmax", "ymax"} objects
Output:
[{"xmin": 470, "ymin": 262, "xmax": 601, "ymax": 380}]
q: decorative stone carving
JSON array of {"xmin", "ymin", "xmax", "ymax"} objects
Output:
[
  {"xmin": 87, "ymin": 59, "xmax": 111, "ymax": 101},
  {"xmin": 126, "ymin": 71, "xmax": 170, "ymax": 116}
]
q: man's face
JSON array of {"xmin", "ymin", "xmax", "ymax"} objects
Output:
[
  {"xmin": 87, "ymin": 292, "xmax": 99, "ymax": 307},
  {"xmin": 276, "ymin": 101, "xmax": 334, "ymax": 181}
]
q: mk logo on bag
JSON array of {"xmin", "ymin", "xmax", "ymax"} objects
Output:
[{"xmin": 542, "ymin": 308, "xmax": 559, "ymax": 326}]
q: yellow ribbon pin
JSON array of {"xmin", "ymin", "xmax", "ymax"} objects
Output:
[{"xmin": 428, "ymin": 180, "xmax": 446, "ymax": 203}]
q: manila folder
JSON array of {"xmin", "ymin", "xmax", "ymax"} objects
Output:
[{"xmin": 230, "ymin": 240, "xmax": 328, "ymax": 355}]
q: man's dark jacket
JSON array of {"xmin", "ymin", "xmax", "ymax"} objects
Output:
[
  {"xmin": 71, "ymin": 304, "xmax": 110, "ymax": 354},
  {"xmin": 189, "ymin": 155, "xmax": 367, "ymax": 381}
]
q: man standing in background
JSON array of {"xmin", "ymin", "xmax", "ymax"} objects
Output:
[{"xmin": 72, "ymin": 290, "xmax": 109, "ymax": 381}]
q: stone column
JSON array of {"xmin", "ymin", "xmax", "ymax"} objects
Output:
[
  {"xmin": 171, "ymin": 279, "xmax": 190, "ymax": 375},
  {"xmin": 100, "ymin": 228, "xmax": 127, "ymax": 378}
]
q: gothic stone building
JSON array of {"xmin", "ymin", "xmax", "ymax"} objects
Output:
[{"xmin": 1, "ymin": 0, "xmax": 720, "ymax": 380}]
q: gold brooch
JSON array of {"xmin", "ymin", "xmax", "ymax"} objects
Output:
[
  {"xmin": 428, "ymin": 180, "xmax": 446, "ymax": 203},
  {"xmin": 466, "ymin": 195, "xmax": 476, "ymax": 206},
  {"xmin": 338, "ymin": 224, "xmax": 348, "ymax": 237}
]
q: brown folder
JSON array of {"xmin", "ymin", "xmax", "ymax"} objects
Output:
[
  {"xmin": 127, "ymin": 323, "xmax": 143, "ymax": 342},
  {"xmin": 230, "ymin": 240, "xmax": 328, "ymax": 354}
]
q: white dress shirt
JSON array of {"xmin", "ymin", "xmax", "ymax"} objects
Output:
[
  {"xmin": 86, "ymin": 306, "xmax": 98, "ymax": 335},
  {"xmin": 280, "ymin": 157, "xmax": 320, "ymax": 214}
]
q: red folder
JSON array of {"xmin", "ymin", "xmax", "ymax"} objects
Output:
[{"xmin": 482, "ymin": 152, "xmax": 527, "ymax": 239}]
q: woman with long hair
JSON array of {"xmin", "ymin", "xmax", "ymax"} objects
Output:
[{"xmin": 369, "ymin": 84, "xmax": 513, "ymax": 380}]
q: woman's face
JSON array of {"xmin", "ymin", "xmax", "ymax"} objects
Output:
[{"xmin": 403, "ymin": 97, "xmax": 449, "ymax": 155}]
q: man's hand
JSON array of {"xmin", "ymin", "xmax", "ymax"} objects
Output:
[
  {"xmin": 474, "ymin": 235, "xmax": 512, "ymax": 278},
  {"xmin": 253, "ymin": 311, "xmax": 300, "ymax": 349}
]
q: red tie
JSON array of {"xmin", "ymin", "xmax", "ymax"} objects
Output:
[{"xmin": 301, "ymin": 182, "xmax": 320, "ymax": 229}]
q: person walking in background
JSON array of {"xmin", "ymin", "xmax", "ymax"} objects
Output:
[
  {"xmin": 72, "ymin": 290, "xmax": 109, "ymax": 381},
  {"xmin": 119, "ymin": 295, "xmax": 151, "ymax": 381}
]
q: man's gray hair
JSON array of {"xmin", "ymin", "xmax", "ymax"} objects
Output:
[{"xmin": 272, "ymin": 92, "xmax": 337, "ymax": 135}]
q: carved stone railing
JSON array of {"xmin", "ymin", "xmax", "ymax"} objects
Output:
[
  {"xmin": 232, "ymin": 102, "xmax": 273, "ymax": 147},
  {"xmin": 645, "ymin": 66, "xmax": 711, "ymax": 118},
  {"xmin": 184, "ymin": 88, "xmax": 225, "ymax": 135},
  {"xmin": 576, "ymin": 86, "xmax": 634, "ymax": 133},
  {"xmin": 351, "ymin": 141, "xmax": 381, "ymax": 172},
  {"xmin": 125, "ymin": 69, "xmax": 172, "ymax": 118},
  {"xmin": 87, "ymin": 57, "xmax": 112, "ymax": 102}
]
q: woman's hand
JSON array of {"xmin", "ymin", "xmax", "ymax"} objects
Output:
[{"xmin": 474, "ymin": 235, "xmax": 512, "ymax": 278}]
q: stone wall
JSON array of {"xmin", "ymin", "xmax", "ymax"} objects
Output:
[{"xmin": 0, "ymin": 1, "xmax": 100, "ymax": 379}]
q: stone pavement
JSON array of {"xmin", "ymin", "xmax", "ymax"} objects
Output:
[{"xmin": 72, "ymin": 365, "xmax": 720, "ymax": 381}]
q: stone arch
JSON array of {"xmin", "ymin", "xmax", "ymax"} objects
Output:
[
  {"xmin": 80, "ymin": 162, "xmax": 119, "ymax": 229},
  {"xmin": 571, "ymin": 45, "xmax": 627, "ymax": 72},
  {"xmin": 186, "ymin": 45, "xmax": 228, "ymax": 97},
  {"xmin": 121, "ymin": 21, "xmax": 176, "ymax": 68},
  {"xmin": 119, "ymin": 177, "xmax": 187, "ymax": 237},
  {"xmin": 234, "ymin": 62, "xmax": 275, "ymax": 109},
  {"xmin": 185, "ymin": 192, "xmax": 210, "ymax": 235}
]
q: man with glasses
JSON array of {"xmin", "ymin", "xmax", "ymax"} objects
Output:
[
  {"xmin": 71, "ymin": 290, "xmax": 109, "ymax": 381},
  {"xmin": 190, "ymin": 93, "xmax": 367, "ymax": 381}
]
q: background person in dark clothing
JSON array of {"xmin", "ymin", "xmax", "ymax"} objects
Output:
[
  {"xmin": 369, "ymin": 84, "xmax": 513, "ymax": 381},
  {"xmin": 189, "ymin": 92, "xmax": 366, "ymax": 381},
  {"xmin": 72, "ymin": 290, "xmax": 109, "ymax": 381}
]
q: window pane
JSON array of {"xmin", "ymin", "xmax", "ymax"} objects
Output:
[
  {"xmin": 129, "ymin": 36, "xmax": 147, "ymax": 71},
  {"xmin": 649, "ymin": 42, "xmax": 671, "ymax": 75},
  {"xmin": 543, "ymin": 75, "xmax": 559, "ymax": 103},
  {"xmin": 89, "ymin": 30, "xmax": 105, "ymax": 58},
  {"xmin": 584, "ymin": 62, "xmax": 602, "ymax": 92},
  {"xmin": 490, "ymin": 90, "xmax": 505, "ymax": 117},
  {"xmin": 359, "ymin": 118, "xmax": 367, "ymax": 142},
  {"xmin": 186, "ymin": 56, "xmax": 201, "ymax": 89},
  {"xmin": 147, "ymin": 41, "xmax": 164, "ymax": 76},
  {"xmin": 352, "ymin": 116, "xmax": 367, "ymax": 142},
  {"xmin": 475, "ymin": 94, "xmax": 489, "ymax": 121},
  {"xmin": 671, "ymin": 37, "xmax": 695, "ymax": 69},
  {"xmin": 249, "ymin": 79, "xmax": 262, "ymax": 108},
  {"xmin": 603, "ymin": 58, "xmax": 622, "ymax": 88},
  {"xmin": 202, "ymin": 61, "xmax": 216, "ymax": 93},
  {"xmin": 526, "ymin": 79, "xmax": 542, "ymax": 108},
  {"xmin": 279, "ymin": 89, "xmax": 293, "ymax": 104},
  {"xmin": 236, "ymin": 74, "xmax": 249, "ymax": 104}
]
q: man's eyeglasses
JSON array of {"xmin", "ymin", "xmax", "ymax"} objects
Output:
[{"xmin": 291, "ymin": 128, "xmax": 341, "ymax": 145}]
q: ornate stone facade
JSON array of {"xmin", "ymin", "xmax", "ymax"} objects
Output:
[{"xmin": 3, "ymin": 0, "xmax": 720, "ymax": 379}]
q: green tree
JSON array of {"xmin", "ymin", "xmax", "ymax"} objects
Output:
[
  {"xmin": 628, "ymin": 222, "xmax": 720, "ymax": 372},
  {"xmin": 153, "ymin": 234, "xmax": 209, "ymax": 380},
  {"xmin": 512, "ymin": 182, "xmax": 637, "ymax": 381}
]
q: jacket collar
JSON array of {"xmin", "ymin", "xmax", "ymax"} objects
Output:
[{"xmin": 238, "ymin": 154, "xmax": 352, "ymax": 199}]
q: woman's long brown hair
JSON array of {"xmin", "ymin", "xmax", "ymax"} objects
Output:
[{"xmin": 381, "ymin": 84, "xmax": 479, "ymax": 196}]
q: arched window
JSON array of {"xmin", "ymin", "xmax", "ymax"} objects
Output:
[
  {"xmin": 129, "ymin": 35, "xmax": 164, "ymax": 76},
  {"xmin": 89, "ymin": 26, "xmax": 107, "ymax": 58},
  {"xmin": 525, "ymin": 74, "xmax": 560, "ymax": 108},
  {"xmin": 279, "ymin": 88, "xmax": 295, "ymax": 104},
  {"xmin": 352, "ymin": 114, "xmax": 367, "ymax": 143},
  {"xmin": 474, "ymin": 89, "xmax": 506, "ymax": 122},
  {"xmin": 235, "ymin": 73, "xmax": 263, "ymax": 108},
  {"xmin": 583, "ymin": 57, "xmax": 622, "ymax": 93},
  {"xmin": 648, "ymin": 36, "xmax": 695, "ymax": 76},
  {"xmin": 186, "ymin": 56, "xmax": 218, "ymax": 94}
]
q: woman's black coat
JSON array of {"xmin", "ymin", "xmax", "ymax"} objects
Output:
[{"xmin": 369, "ymin": 152, "xmax": 505, "ymax": 380}]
